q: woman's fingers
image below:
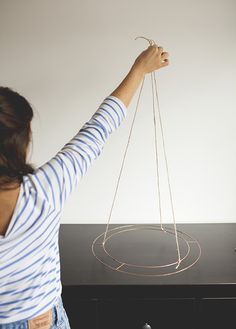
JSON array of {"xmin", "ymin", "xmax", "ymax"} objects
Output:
[
  {"xmin": 161, "ymin": 58, "xmax": 169, "ymax": 66},
  {"xmin": 149, "ymin": 45, "xmax": 168, "ymax": 57},
  {"xmin": 135, "ymin": 42, "xmax": 170, "ymax": 73},
  {"xmin": 161, "ymin": 52, "xmax": 169, "ymax": 59}
]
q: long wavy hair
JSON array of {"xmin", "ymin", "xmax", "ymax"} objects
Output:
[{"xmin": 0, "ymin": 86, "xmax": 35, "ymax": 190}]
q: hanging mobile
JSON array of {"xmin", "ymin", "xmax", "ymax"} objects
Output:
[{"xmin": 92, "ymin": 36, "xmax": 201, "ymax": 277}]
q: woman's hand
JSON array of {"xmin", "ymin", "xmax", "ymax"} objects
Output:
[
  {"xmin": 133, "ymin": 45, "xmax": 169, "ymax": 75},
  {"xmin": 110, "ymin": 43, "xmax": 170, "ymax": 108}
]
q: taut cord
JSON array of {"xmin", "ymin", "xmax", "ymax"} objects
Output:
[{"xmin": 103, "ymin": 76, "xmax": 146, "ymax": 245}]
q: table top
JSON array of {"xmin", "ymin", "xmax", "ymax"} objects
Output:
[{"xmin": 59, "ymin": 223, "xmax": 236, "ymax": 298}]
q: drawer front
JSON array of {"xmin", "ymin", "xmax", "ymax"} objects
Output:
[
  {"xmin": 199, "ymin": 298, "xmax": 236, "ymax": 328},
  {"xmin": 62, "ymin": 291, "xmax": 98, "ymax": 328},
  {"xmin": 100, "ymin": 299, "xmax": 196, "ymax": 329}
]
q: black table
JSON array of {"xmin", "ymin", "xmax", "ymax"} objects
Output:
[{"xmin": 59, "ymin": 224, "xmax": 236, "ymax": 329}]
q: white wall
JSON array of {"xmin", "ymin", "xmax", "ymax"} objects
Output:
[{"xmin": 0, "ymin": 0, "xmax": 235, "ymax": 223}]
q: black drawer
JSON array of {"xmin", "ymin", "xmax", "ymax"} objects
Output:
[
  {"xmin": 99, "ymin": 298, "xmax": 196, "ymax": 329},
  {"xmin": 62, "ymin": 291, "xmax": 98, "ymax": 328},
  {"xmin": 199, "ymin": 298, "xmax": 236, "ymax": 329}
]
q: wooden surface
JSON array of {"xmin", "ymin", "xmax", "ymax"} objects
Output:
[{"xmin": 59, "ymin": 223, "xmax": 236, "ymax": 298}]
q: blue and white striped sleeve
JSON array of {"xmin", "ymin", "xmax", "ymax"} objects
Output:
[{"xmin": 32, "ymin": 95, "xmax": 127, "ymax": 209}]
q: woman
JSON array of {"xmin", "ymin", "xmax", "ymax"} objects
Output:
[{"xmin": 0, "ymin": 44, "xmax": 169, "ymax": 328}]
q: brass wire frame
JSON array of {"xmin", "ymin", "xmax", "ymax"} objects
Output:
[
  {"xmin": 92, "ymin": 224, "xmax": 201, "ymax": 277},
  {"xmin": 91, "ymin": 36, "xmax": 201, "ymax": 277},
  {"xmin": 103, "ymin": 226, "xmax": 191, "ymax": 268}
]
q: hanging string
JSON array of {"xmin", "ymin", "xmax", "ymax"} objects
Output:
[
  {"xmin": 152, "ymin": 71, "xmax": 181, "ymax": 268},
  {"xmin": 103, "ymin": 36, "xmax": 181, "ymax": 268},
  {"xmin": 151, "ymin": 72, "xmax": 163, "ymax": 231},
  {"xmin": 103, "ymin": 76, "xmax": 146, "ymax": 245}
]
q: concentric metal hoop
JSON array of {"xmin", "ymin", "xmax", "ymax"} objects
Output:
[{"xmin": 92, "ymin": 224, "xmax": 201, "ymax": 277}]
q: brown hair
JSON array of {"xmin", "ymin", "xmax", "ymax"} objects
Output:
[{"xmin": 0, "ymin": 86, "xmax": 35, "ymax": 190}]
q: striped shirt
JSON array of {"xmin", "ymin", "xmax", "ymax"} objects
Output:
[{"xmin": 0, "ymin": 95, "xmax": 127, "ymax": 324}]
